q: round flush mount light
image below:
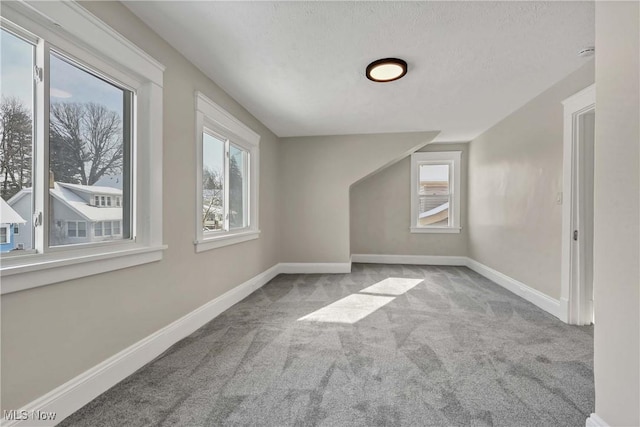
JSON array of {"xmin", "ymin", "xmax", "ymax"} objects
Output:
[{"xmin": 366, "ymin": 58, "xmax": 408, "ymax": 82}]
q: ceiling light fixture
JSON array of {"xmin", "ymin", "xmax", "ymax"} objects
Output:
[{"xmin": 366, "ymin": 58, "xmax": 408, "ymax": 83}]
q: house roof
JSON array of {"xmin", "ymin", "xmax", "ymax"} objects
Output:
[
  {"xmin": 0, "ymin": 198, "xmax": 27, "ymax": 224},
  {"xmin": 51, "ymin": 184, "xmax": 122, "ymax": 222},
  {"xmin": 8, "ymin": 184, "xmax": 122, "ymax": 223},
  {"xmin": 58, "ymin": 182, "xmax": 123, "ymax": 196}
]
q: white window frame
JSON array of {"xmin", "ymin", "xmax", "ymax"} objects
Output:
[
  {"xmin": 410, "ymin": 151, "xmax": 462, "ymax": 234},
  {"xmin": 194, "ymin": 92, "xmax": 260, "ymax": 253},
  {"xmin": 13, "ymin": 224, "xmax": 19, "ymax": 235},
  {"xmin": 0, "ymin": 1, "xmax": 166, "ymax": 295}
]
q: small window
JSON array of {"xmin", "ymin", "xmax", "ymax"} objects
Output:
[
  {"xmin": 106, "ymin": 197, "xmax": 112, "ymax": 207},
  {"xmin": 113, "ymin": 221, "xmax": 121, "ymax": 235},
  {"xmin": 94, "ymin": 195, "xmax": 100, "ymax": 206},
  {"xmin": 77, "ymin": 221, "xmax": 87, "ymax": 238},
  {"xmin": 13, "ymin": 225, "xmax": 19, "ymax": 235},
  {"xmin": 68, "ymin": 221, "xmax": 77, "ymax": 237},
  {"xmin": 195, "ymin": 92, "xmax": 260, "ymax": 252},
  {"xmin": 0, "ymin": 227, "xmax": 8, "ymax": 244},
  {"xmin": 101, "ymin": 196, "xmax": 105, "ymax": 207},
  {"xmin": 116, "ymin": 197, "xmax": 121, "ymax": 207},
  {"xmin": 410, "ymin": 151, "xmax": 462, "ymax": 233},
  {"xmin": 95, "ymin": 222, "xmax": 102, "ymax": 237},
  {"xmin": 104, "ymin": 221, "xmax": 112, "ymax": 236}
]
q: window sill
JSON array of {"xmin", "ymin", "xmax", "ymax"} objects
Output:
[
  {"xmin": 194, "ymin": 229, "xmax": 260, "ymax": 253},
  {"xmin": 410, "ymin": 226, "xmax": 462, "ymax": 234},
  {"xmin": 0, "ymin": 244, "xmax": 167, "ymax": 295}
]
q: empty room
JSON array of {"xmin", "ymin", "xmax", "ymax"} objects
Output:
[{"xmin": 0, "ymin": 1, "xmax": 638, "ymax": 426}]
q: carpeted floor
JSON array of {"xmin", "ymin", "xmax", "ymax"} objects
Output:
[{"xmin": 60, "ymin": 264, "xmax": 594, "ymax": 427}]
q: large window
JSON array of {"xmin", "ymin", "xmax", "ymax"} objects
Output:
[
  {"xmin": 410, "ymin": 151, "xmax": 462, "ymax": 233},
  {"xmin": 195, "ymin": 92, "xmax": 259, "ymax": 252},
  {"xmin": 0, "ymin": 2, "xmax": 164, "ymax": 294}
]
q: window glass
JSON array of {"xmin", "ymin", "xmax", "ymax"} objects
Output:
[
  {"xmin": 0, "ymin": 227, "xmax": 7, "ymax": 244},
  {"xmin": 229, "ymin": 144, "xmax": 247, "ymax": 229},
  {"xmin": 113, "ymin": 220, "xmax": 120, "ymax": 235},
  {"xmin": 104, "ymin": 221, "xmax": 112, "ymax": 236},
  {"xmin": 95, "ymin": 221, "xmax": 102, "ymax": 237},
  {"xmin": 78, "ymin": 221, "xmax": 86, "ymax": 238},
  {"xmin": 1, "ymin": 29, "xmax": 34, "ymax": 253},
  {"xmin": 202, "ymin": 132, "xmax": 225, "ymax": 232},
  {"xmin": 49, "ymin": 52, "xmax": 131, "ymax": 247},
  {"xmin": 68, "ymin": 221, "xmax": 77, "ymax": 237},
  {"xmin": 418, "ymin": 164, "xmax": 450, "ymax": 227}
]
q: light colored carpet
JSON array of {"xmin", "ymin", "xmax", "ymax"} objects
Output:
[{"xmin": 60, "ymin": 264, "xmax": 594, "ymax": 426}]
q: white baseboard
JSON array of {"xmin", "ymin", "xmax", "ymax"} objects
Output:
[
  {"xmin": 351, "ymin": 253, "xmax": 467, "ymax": 266},
  {"xmin": 586, "ymin": 414, "xmax": 609, "ymax": 427},
  {"xmin": 2, "ymin": 264, "xmax": 281, "ymax": 427},
  {"xmin": 278, "ymin": 262, "xmax": 351, "ymax": 274},
  {"xmin": 464, "ymin": 258, "xmax": 561, "ymax": 320}
]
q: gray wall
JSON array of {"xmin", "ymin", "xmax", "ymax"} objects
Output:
[
  {"xmin": 350, "ymin": 143, "xmax": 468, "ymax": 257},
  {"xmin": 593, "ymin": 2, "xmax": 639, "ymax": 425},
  {"xmin": 467, "ymin": 63, "xmax": 594, "ymax": 300},
  {"xmin": 279, "ymin": 132, "xmax": 438, "ymax": 263},
  {"xmin": 1, "ymin": 1, "xmax": 281, "ymax": 411}
]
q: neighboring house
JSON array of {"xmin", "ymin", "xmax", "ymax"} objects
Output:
[
  {"xmin": 0, "ymin": 198, "xmax": 27, "ymax": 252},
  {"xmin": 8, "ymin": 182, "xmax": 123, "ymax": 249}
]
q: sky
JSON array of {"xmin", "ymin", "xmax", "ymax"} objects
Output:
[
  {"xmin": 1, "ymin": 28, "xmax": 124, "ymax": 115},
  {"xmin": 203, "ymin": 132, "xmax": 225, "ymax": 183},
  {"xmin": 420, "ymin": 164, "xmax": 449, "ymax": 182}
]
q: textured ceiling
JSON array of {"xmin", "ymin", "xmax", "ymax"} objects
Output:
[{"xmin": 124, "ymin": 1, "xmax": 594, "ymax": 141}]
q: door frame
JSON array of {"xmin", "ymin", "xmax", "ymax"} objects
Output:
[{"xmin": 560, "ymin": 84, "xmax": 595, "ymax": 325}]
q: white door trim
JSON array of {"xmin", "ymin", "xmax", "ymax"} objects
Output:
[{"xmin": 561, "ymin": 84, "xmax": 596, "ymax": 325}]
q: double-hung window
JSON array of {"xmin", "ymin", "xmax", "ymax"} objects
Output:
[
  {"xmin": 0, "ymin": 2, "xmax": 165, "ymax": 294},
  {"xmin": 195, "ymin": 92, "xmax": 260, "ymax": 252},
  {"xmin": 410, "ymin": 151, "xmax": 462, "ymax": 233}
]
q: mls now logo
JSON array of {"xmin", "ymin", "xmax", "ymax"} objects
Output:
[{"xmin": 3, "ymin": 410, "xmax": 57, "ymax": 421}]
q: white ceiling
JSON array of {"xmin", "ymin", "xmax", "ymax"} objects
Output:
[{"xmin": 124, "ymin": 1, "xmax": 594, "ymax": 141}]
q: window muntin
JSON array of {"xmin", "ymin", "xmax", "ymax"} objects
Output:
[{"xmin": 410, "ymin": 151, "xmax": 462, "ymax": 233}]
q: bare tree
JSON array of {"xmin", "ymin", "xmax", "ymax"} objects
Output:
[
  {"xmin": 50, "ymin": 102, "xmax": 123, "ymax": 185},
  {"xmin": 0, "ymin": 97, "xmax": 32, "ymax": 200},
  {"xmin": 202, "ymin": 166, "xmax": 223, "ymax": 229}
]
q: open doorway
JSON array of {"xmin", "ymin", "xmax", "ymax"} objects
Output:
[{"xmin": 561, "ymin": 85, "xmax": 595, "ymax": 325}]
